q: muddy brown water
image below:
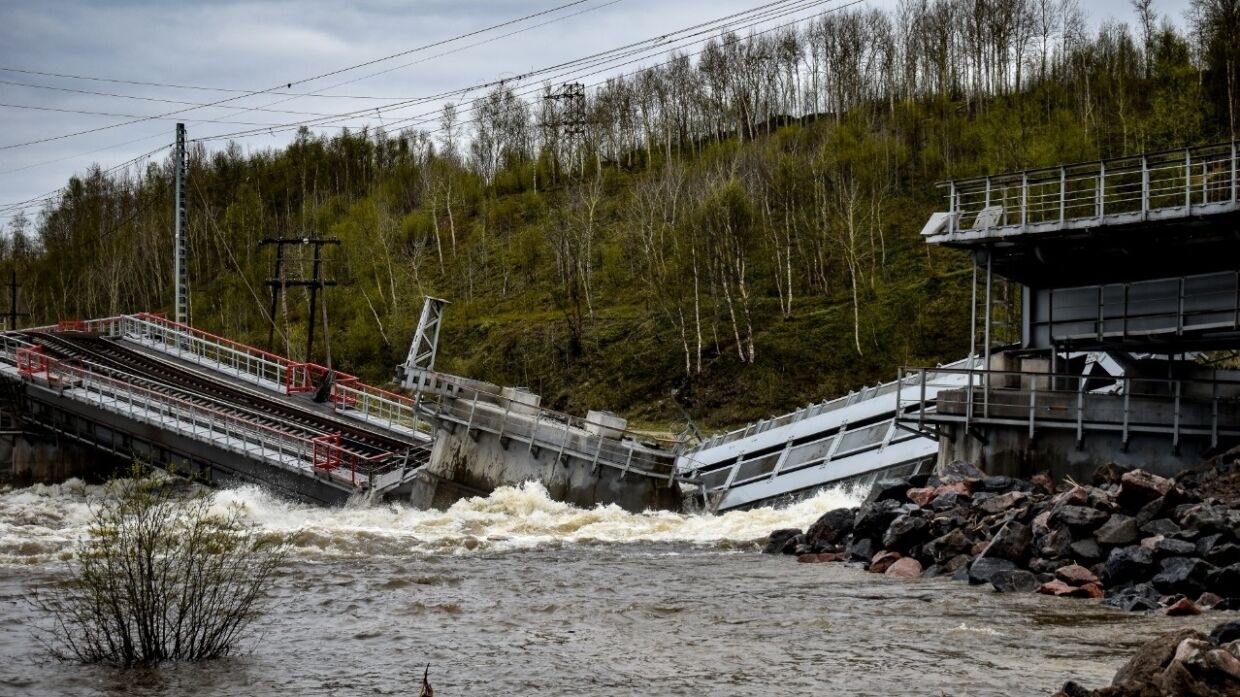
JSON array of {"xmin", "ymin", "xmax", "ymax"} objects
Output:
[{"xmin": 0, "ymin": 480, "xmax": 1222, "ymax": 696}]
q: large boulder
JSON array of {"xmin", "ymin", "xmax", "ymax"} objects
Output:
[
  {"xmin": 1095, "ymin": 514, "xmax": 1140, "ymax": 546},
  {"xmin": 1208, "ymin": 563, "xmax": 1240, "ymax": 592},
  {"xmin": 1055, "ymin": 505, "xmax": 1109, "ymax": 530},
  {"xmin": 1118, "ymin": 469, "xmax": 1174, "ymax": 510},
  {"xmin": 882, "ymin": 514, "xmax": 930, "ymax": 553},
  {"xmin": 968, "ymin": 556, "xmax": 1017, "ymax": 585},
  {"xmin": 1210, "ymin": 621, "xmax": 1240, "ymax": 646},
  {"xmin": 928, "ymin": 528, "xmax": 973, "ymax": 563},
  {"xmin": 991, "ymin": 569, "xmax": 1039, "ymax": 593},
  {"xmin": 1092, "ymin": 462, "xmax": 1133, "ymax": 487},
  {"xmin": 1039, "ymin": 526, "xmax": 1074, "ymax": 560},
  {"xmin": 1110, "ymin": 628, "xmax": 1207, "ymax": 688},
  {"xmin": 1160, "ymin": 636, "xmax": 1240, "ymax": 696},
  {"xmin": 884, "ymin": 557, "xmax": 923, "ymax": 579},
  {"xmin": 983, "ymin": 520, "xmax": 1032, "ymax": 562},
  {"xmin": 1151, "ymin": 557, "xmax": 1216, "ymax": 597},
  {"xmin": 763, "ymin": 528, "xmax": 802, "ymax": 555},
  {"xmin": 976, "ymin": 491, "xmax": 1029, "ymax": 515},
  {"xmin": 1070, "ymin": 537, "xmax": 1103, "ymax": 562},
  {"xmin": 866, "ymin": 478, "xmax": 915, "ymax": 505},
  {"xmin": 804, "ymin": 507, "xmax": 855, "ymax": 549},
  {"xmin": 1105, "ymin": 545, "xmax": 1157, "ymax": 586},
  {"xmin": 852, "ymin": 499, "xmax": 905, "ymax": 540},
  {"xmin": 938, "ymin": 460, "xmax": 985, "ymax": 484}
]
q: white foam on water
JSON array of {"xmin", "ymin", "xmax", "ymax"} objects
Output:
[{"xmin": 0, "ymin": 479, "xmax": 864, "ymax": 561}]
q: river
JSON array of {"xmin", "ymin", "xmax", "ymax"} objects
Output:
[{"xmin": 0, "ymin": 480, "xmax": 1220, "ymax": 696}]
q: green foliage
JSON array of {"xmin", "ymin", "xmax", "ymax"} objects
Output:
[{"xmin": 4, "ymin": 9, "xmax": 1230, "ymax": 432}]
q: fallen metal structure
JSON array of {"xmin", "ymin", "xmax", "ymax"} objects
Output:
[
  {"xmin": 398, "ymin": 298, "xmax": 687, "ymax": 513},
  {"xmin": 675, "ymin": 357, "xmax": 979, "ymax": 513},
  {"xmin": 0, "ymin": 314, "xmax": 430, "ymax": 504}
]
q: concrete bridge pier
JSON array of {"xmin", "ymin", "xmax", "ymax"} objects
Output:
[{"xmin": 408, "ymin": 423, "xmax": 682, "ymax": 513}]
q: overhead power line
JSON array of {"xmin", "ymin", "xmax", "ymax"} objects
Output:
[{"xmin": 0, "ymin": 0, "xmax": 609, "ymax": 152}]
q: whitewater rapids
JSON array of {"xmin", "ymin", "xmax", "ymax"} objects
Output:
[{"xmin": 0, "ymin": 478, "xmax": 863, "ymax": 562}]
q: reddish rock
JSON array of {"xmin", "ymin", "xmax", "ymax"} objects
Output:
[
  {"xmin": 1163, "ymin": 597, "xmax": 1202, "ymax": 616},
  {"xmin": 1039, "ymin": 579, "xmax": 1103, "ymax": 598},
  {"xmin": 1079, "ymin": 582, "xmax": 1105, "ymax": 599},
  {"xmin": 869, "ymin": 550, "xmax": 902, "ymax": 574},
  {"xmin": 1197, "ymin": 592, "xmax": 1224, "ymax": 608},
  {"xmin": 1053, "ymin": 485, "xmax": 1090, "ymax": 507},
  {"xmin": 1032, "ymin": 510, "xmax": 1053, "ymax": 535},
  {"xmin": 884, "ymin": 557, "xmax": 923, "ymax": 579},
  {"xmin": 1055, "ymin": 563, "xmax": 1101, "ymax": 587},
  {"xmin": 933, "ymin": 481, "xmax": 971, "ymax": 498},
  {"xmin": 1031, "ymin": 472, "xmax": 1056, "ymax": 494},
  {"xmin": 977, "ymin": 491, "xmax": 1029, "ymax": 515},
  {"xmin": 1139, "ymin": 534, "xmax": 1164, "ymax": 551},
  {"xmin": 907, "ymin": 486, "xmax": 936, "ymax": 508},
  {"xmin": 1119, "ymin": 469, "xmax": 1173, "ymax": 508},
  {"xmin": 970, "ymin": 541, "xmax": 989, "ymax": 556},
  {"xmin": 1038, "ymin": 580, "xmax": 1076, "ymax": 596}
]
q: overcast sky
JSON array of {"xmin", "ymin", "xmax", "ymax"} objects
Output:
[{"xmin": 0, "ymin": 0, "xmax": 1193, "ymax": 228}]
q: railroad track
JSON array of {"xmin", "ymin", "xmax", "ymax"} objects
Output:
[{"xmin": 24, "ymin": 331, "xmax": 426, "ymax": 469}]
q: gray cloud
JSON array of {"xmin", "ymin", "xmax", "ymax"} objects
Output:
[{"xmin": 0, "ymin": 0, "xmax": 1194, "ymax": 225}]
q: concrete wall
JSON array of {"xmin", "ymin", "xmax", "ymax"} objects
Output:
[
  {"xmin": 0, "ymin": 433, "xmax": 110, "ymax": 485},
  {"xmin": 938, "ymin": 423, "xmax": 1226, "ymax": 482},
  {"xmin": 409, "ymin": 425, "xmax": 682, "ymax": 513}
]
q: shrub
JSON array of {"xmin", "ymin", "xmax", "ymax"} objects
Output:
[{"xmin": 33, "ymin": 473, "xmax": 288, "ymax": 665}]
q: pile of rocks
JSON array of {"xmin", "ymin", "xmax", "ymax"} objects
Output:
[
  {"xmin": 765, "ymin": 460, "xmax": 1240, "ymax": 614},
  {"xmin": 1053, "ymin": 620, "xmax": 1240, "ymax": 696}
]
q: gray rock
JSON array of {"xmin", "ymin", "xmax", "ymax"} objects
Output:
[
  {"xmin": 805, "ymin": 508, "xmax": 855, "ymax": 549},
  {"xmin": 882, "ymin": 514, "xmax": 930, "ymax": 553},
  {"xmin": 1055, "ymin": 505, "xmax": 1109, "ymax": 530},
  {"xmin": 1139, "ymin": 517, "xmax": 1181, "ymax": 537},
  {"xmin": 1208, "ymin": 562, "xmax": 1240, "ymax": 592},
  {"xmin": 762, "ymin": 528, "xmax": 802, "ymax": 554},
  {"xmin": 928, "ymin": 528, "xmax": 972, "ymax": 563},
  {"xmin": 1209, "ymin": 620, "xmax": 1240, "ymax": 645},
  {"xmin": 846, "ymin": 537, "xmax": 875, "ymax": 563},
  {"xmin": 930, "ymin": 490, "xmax": 969, "ymax": 511},
  {"xmin": 1069, "ymin": 537, "xmax": 1102, "ymax": 562},
  {"xmin": 1103, "ymin": 583, "xmax": 1162, "ymax": 612},
  {"xmin": 939, "ymin": 460, "xmax": 985, "ymax": 484},
  {"xmin": 990, "ymin": 569, "xmax": 1039, "ymax": 593},
  {"xmin": 1151, "ymin": 557, "xmax": 1215, "ymax": 597},
  {"xmin": 852, "ymin": 499, "xmax": 904, "ymax": 540},
  {"xmin": 1110, "ymin": 628, "xmax": 1207, "ymax": 686},
  {"xmin": 1095, "ymin": 514, "xmax": 1140, "ymax": 545},
  {"xmin": 984, "ymin": 520, "xmax": 1032, "ymax": 562},
  {"xmin": 1105, "ymin": 545, "xmax": 1157, "ymax": 586},
  {"xmin": 1153, "ymin": 538, "xmax": 1197, "ymax": 557},
  {"xmin": 1038, "ymin": 527, "xmax": 1073, "ymax": 559},
  {"xmin": 1205, "ymin": 542, "xmax": 1240, "ymax": 568},
  {"xmin": 968, "ymin": 556, "xmax": 1018, "ymax": 585},
  {"xmin": 866, "ymin": 478, "xmax": 914, "ymax": 505}
]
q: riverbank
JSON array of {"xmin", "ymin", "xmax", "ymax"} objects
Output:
[{"xmin": 765, "ymin": 458, "xmax": 1240, "ymax": 617}]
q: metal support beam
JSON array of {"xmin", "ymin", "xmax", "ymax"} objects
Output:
[
  {"xmin": 173, "ymin": 123, "xmax": 188, "ymax": 325},
  {"xmin": 404, "ymin": 296, "xmax": 450, "ymax": 377}
]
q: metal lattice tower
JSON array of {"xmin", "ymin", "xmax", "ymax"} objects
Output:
[
  {"xmin": 405, "ymin": 296, "xmax": 449, "ymax": 374},
  {"xmin": 173, "ymin": 123, "xmax": 189, "ymax": 325}
]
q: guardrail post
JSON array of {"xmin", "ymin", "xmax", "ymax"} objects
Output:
[
  {"xmin": 1141, "ymin": 155, "xmax": 1150, "ymax": 219},
  {"xmin": 1122, "ymin": 387, "xmax": 1130, "ymax": 450},
  {"xmin": 948, "ymin": 181, "xmax": 957, "ymax": 233},
  {"xmin": 1098, "ymin": 161, "xmax": 1106, "ymax": 218},
  {"xmin": 1172, "ymin": 380, "xmax": 1182, "ymax": 453},
  {"xmin": 1075, "ymin": 377, "xmax": 1085, "ymax": 449},
  {"xmin": 1059, "ymin": 167, "xmax": 1066, "ymax": 223},
  {"xmin": 1028, "ymin": 378, "xmax": 1037, "ymax": 439},
  {"xmin": 918, "ymin": 369, "xmax": 926, "ymax": 430},
  {"xmin": 1185, "ymin": 148, "xmax": 1192, "ymax": 210},
  {"xmin": 1020, "ymin": 172, "xmax": 1028, "ymax": 226}
]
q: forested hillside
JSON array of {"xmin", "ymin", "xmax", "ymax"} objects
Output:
[{"xmin": 4, "ymin": 0, "xmax": 1237, "ymax": 430}]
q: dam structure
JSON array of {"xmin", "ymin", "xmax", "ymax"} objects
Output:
[{"xmin": 901, "ymin": 140, "xmax": 1240, "ymax": 480}]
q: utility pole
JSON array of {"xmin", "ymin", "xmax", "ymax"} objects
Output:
[
  {"xmin": 173, "ymin": 123, "xmax": 189, "ymax": 325},
  {"xmin": 543, "ymin": 82, "xmax": 587, "ymax": 176},
  {"xmin": 5, "ymin": 271, "xmax": 27, "ymax": 331},
  {"xmin": 259, "ymin": 237, "xmax": 339, "ymax": 362}
]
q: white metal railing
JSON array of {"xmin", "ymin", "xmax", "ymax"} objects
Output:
[
  {"xmin": 412, "ymin": 369, "xmax": 682, "ymax": 481},
  {"xmin": 941, "ymin": 141, "xmax": 1239, "ymax": 237},
  {"xmin": 117, "ymin": 313, "xmax": 293, "ymax": 390},
  {"xmin": 896, "ymin": 366, "xmax": 1240, "ymax": 450}
]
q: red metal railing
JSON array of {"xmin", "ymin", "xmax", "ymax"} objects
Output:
[{"xmin": 16, "ymin": 345, "xmax": 48, "ymax": 376}]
